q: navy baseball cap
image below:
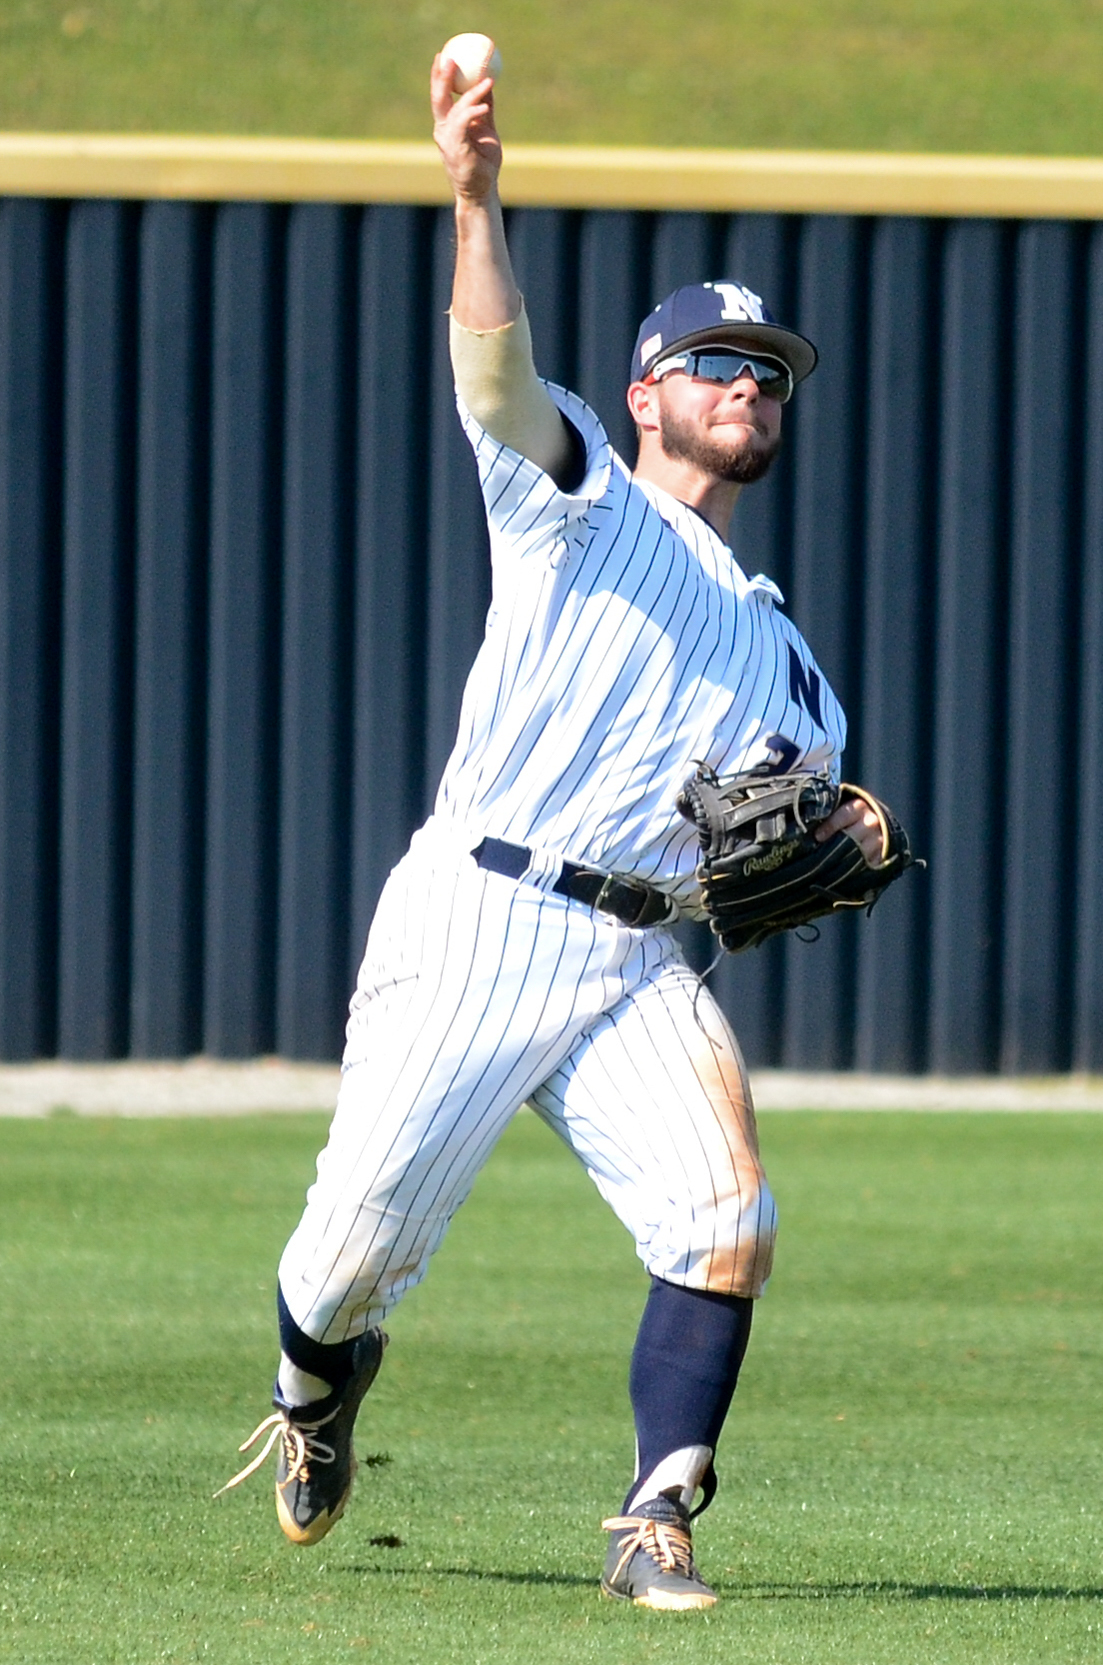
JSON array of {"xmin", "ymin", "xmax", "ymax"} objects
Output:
[{"xmin": 630, "ymin": 280, "xmax": 818, "ymax": 386}]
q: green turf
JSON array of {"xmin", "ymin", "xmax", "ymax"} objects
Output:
[
  {"xmin": 3, "ymin": 1, "xmax": 1103, "ymax": 155},
  {"xmin": 0, "ymin": 1109, "xmax": 1100, "ymax": 1663}
]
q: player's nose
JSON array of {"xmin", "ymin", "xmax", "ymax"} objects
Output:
[{"xmin": 720, "ymin": 373, "xmax": 761, "ymax": 406}]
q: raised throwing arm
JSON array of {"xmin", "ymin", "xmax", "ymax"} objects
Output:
[{"xmin": 431, "ymin": 47, "xmax": 574, "ymax": 482}]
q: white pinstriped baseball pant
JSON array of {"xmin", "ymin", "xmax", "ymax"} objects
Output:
[{"xmin": 278, "ymin": 819, "xmax": 777, "ymax": 1344}]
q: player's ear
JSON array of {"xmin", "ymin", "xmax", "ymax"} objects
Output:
[{"xmin": 627, "ymin": 379, "xmax": 660, "ymax": 432}]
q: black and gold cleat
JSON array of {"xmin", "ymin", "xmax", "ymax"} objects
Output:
[
  {"xmin": 215, "ymin": 1327, "xmax": 388, "ymax": 1545},
  {"xmin": 600, "ymin": 1494, "xmax": 717, "ymax": 1611}
]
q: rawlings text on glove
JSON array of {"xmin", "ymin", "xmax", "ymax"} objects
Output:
[{"xmin": 677, "ymin": 765, "xmax": 919, "ymax": 954}]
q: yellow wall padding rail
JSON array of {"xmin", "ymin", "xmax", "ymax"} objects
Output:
[{"xmin": 2, "ymin": 134, "xmax": 1103, "ymax": 218}]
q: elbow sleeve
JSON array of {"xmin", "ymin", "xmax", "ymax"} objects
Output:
[{"xmin": 450, "ymin": 301, "xmax": 574, "ymax": 481}]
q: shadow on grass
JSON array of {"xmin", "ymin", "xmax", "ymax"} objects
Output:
[
  {"xmin": 727, "ymin": 1580, "xmax": 1103, "ymax": 1604},
  {"xmin": 337, "ymin": 1563, "xmax": 594, "ymax": 1589},
  {"xmin": 335, "ymin": 1564, "xmax": 1103, "ymax": 1601}
]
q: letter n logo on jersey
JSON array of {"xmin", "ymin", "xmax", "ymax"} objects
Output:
[{"xmin": 787, "ymin": 643, "xmax": 823, "ymax": 727}]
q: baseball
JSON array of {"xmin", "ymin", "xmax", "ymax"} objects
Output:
[{"xmin": 442, "ymin": 32, "xmax": 502, "ymax": 93}]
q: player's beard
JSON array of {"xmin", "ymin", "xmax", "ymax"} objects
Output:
[{"xmin": 658, "ymin": 407, "xmax": 782, "ymax": 484}]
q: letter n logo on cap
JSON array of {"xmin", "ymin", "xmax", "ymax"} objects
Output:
[{"xmin": 704, "ymin": 281, "xmax": 764, "ymax": 322}]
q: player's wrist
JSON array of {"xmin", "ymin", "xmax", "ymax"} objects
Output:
[{"xmin": 452, "ymin": 178, "xmax": 500, "ymax": 217}]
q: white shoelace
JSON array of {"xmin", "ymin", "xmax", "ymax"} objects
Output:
[
  {"xmin": 213, "ymin": 1409, "xmax": 337, "ymax": 1499},
  {"xmin": 601, "ymin": 1511, "xmax": 696, "ymax": 1584}
]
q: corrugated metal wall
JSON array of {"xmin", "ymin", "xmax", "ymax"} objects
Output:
[{"xmin": 1, "ymin": 195, "xmax": 1101, "ymax": 1072}]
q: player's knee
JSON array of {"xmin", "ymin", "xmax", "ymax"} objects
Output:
[
  {"xmin": 700, "ymin": 1177, "xmax": 778, "ymax": 1299},
  {"xmin": 642, "ymin": 1174, "xmax": 777, "ymax": 1300}
]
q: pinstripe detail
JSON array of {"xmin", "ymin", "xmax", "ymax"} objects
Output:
[
  {"xmin": 532, "ymin": 962, "xmax": 774, "ymax": 1297},
  {"xmin": 437, "ymin": 386, "xmax": 845, "ymax": 913},
  {"xmin": 278, "ymin": 835, "xmax": 776, "ymax": 1337},
  {"xmin": 277, "ymin": 381, "xmax": 835, "ymax": 1345}
]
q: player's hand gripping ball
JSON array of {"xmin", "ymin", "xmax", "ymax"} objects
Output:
[{"xmin": 442, "ymin": 32, "xmax": 502, "ymax": 92}]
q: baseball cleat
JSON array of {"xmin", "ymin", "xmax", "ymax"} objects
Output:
[
  {"xmin": 600, "ymin": 1494, "xmax": 717, "ymax": 1610},
  {"xmin": 214, "ymin": 1327, "xmax": 388, "ymax": 1545}
]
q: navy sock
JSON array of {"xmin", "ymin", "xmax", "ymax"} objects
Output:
[
  {"xmin": 626, "ymin": 1276, "xmax": 753, "ymax": 1507},
  {"xmin": 277, "ymin": 1286, "xmax": 358, "ymax": 1398}
]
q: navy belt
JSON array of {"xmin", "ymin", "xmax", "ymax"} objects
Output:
[{"xmin": 471, "ymin": 837, "xmax": 674, "ymax": 929}]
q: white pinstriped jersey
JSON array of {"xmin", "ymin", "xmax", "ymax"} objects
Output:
[{"xmin": 435, "ymin": 383, "xmax": 847, "ymax": 916}]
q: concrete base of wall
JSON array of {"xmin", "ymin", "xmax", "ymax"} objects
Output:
[{"xmin": 1, "ymin": 1059, "xmax": 1102, "ymax": 1116}]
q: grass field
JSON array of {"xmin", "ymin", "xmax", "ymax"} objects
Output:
[
  {"xmin": 1, "ymin": 1108, "xmax": 1101, "ymax": 1664},
  {"xmin": 3, "ymin": 0, "xmax": 1103, "ymax": 155}
]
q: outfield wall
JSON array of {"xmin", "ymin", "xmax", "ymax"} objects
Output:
[{"xmin": 2, "ymin": 143, "xmax": 1102, "ymax": 1072}]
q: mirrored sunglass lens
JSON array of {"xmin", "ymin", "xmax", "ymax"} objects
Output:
[{"xmin": 689, "ymin": 353, "xmax": 791, "ymax": 400}]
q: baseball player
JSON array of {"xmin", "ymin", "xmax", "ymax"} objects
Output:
[{"xmin": 218, "ymin": 46, "xmax": 885, "ymax": 1610}]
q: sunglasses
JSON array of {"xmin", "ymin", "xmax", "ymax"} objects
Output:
[{"xmin": 646, "ymin": 347, "xmax": 794, "ymax": 403}]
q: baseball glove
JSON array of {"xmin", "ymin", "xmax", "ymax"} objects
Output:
[{"xmin": 677, "ymin": 765, "xmax": 917, "ymax": 954}]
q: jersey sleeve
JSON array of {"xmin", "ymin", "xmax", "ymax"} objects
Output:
[{"xmin": 457, "ymin": 383, "xmax": 616, "ymax": 569}]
